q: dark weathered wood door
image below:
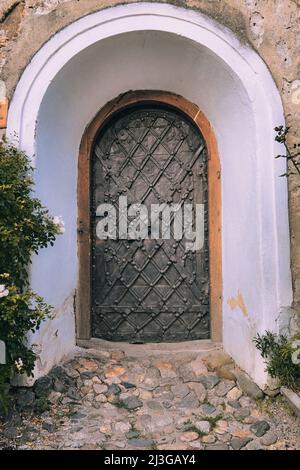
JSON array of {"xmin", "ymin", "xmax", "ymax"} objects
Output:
[{"xmin": 91, "ymin": 105, "xmax": 209, "ymax": 342}]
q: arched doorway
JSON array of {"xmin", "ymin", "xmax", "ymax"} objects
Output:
[
  {"xmin": 77, "ymin": 91, "xmax": 222, "ymax": 343},
  {"xmin": 6, "ymin": 4, "xmax": 292, "ymax": 387}
]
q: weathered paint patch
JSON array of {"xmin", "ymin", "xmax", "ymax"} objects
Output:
[
  {"xmin": 0, "ymin": 96, "xmax": 8, "ymax": 128},
  {"xmin": 227, "ymin": 290, "xmax": 249, "ymax": 317},
  {"xmin": 13, "ymin": 291, "xmax": 76, "ymax": 385},
  {"xmin": 291, "ymin": 80, "xmax": 300, "ymax": 106},
  {"xmin": 0, "ymin": 80, "xmax": 6, "ymax": 100}
]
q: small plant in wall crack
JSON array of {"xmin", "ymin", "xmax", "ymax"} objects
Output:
[
  {"xmin": 0, "ymin": 141, "xmax": 63, "ymax": 410},
  {"xmin": 274, "ymin": 125, "xmax": 300, "ymax": 180}
]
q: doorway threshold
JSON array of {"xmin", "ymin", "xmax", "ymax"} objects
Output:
[{"xmin": 77, "ymin": 338, "xmax": 222, "ymax": 358}]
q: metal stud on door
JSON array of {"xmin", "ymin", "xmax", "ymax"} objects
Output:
[{"xmin": 91, "ymin": 106, "xmax": 209, "ymax": 342}]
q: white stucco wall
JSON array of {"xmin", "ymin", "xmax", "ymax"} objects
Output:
[{"xmin": 7, "ymin": 3, "xmax": 292, "ymax": 388}]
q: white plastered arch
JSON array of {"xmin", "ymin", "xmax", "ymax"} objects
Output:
[{"xmin": 7, "ymin": 3, "xmax": 292, "ymax": 387}]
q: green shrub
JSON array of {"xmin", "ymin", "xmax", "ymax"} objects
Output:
[
  {"xmin": 254, "ymin": 331, "xmax": 300, "ymax": 390},
  {"xmin": 0, "ymin": 142, "xmax": 61, "ymax": 408}
]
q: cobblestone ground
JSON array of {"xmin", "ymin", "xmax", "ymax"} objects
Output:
[{"xmin": 1, "ymin": 349, "xmax": 299, "ymax": 450}]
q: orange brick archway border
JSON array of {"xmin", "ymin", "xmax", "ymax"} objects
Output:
[{"xmin": 77, "ymin": 90, "xmax": 222, "ymax": 343}]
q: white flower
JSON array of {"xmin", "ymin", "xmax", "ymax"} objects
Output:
[
  {"xmin": 15, "ymin": 358, "xmax": 23, "ymax": 371},
  {"xmin": 0, "ymin": 284, "xmax": 9, "ymax": 298},
  {"xmin": 53, "ymin": 215, "xmax": 65, "ymax": 234},
  {"xmin": 291, "ymin": 340, "xmax": 300, "ymax": 365}
]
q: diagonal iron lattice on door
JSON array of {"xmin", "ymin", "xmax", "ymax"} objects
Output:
[{"xmin": 91, "ymin": 105, "xmax": 209, "ymax": 342}]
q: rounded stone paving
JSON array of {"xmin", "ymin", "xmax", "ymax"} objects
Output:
[{"xmin": 0, "ymin": 348, "xmax": 299, "ymax": 450}]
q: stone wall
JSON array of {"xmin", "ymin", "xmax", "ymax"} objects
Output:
[{"xmin": 0, "ymin": 0, "xmax": 299, "ymax": 316}]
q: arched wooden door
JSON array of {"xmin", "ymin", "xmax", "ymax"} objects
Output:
[
  {"xmin": 76, "ymin": 90, "xmax": 222, "ymax": 347},
  {"xmin": 91, "ymin": 104, "xmax": 209, "ymax": 342}
]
